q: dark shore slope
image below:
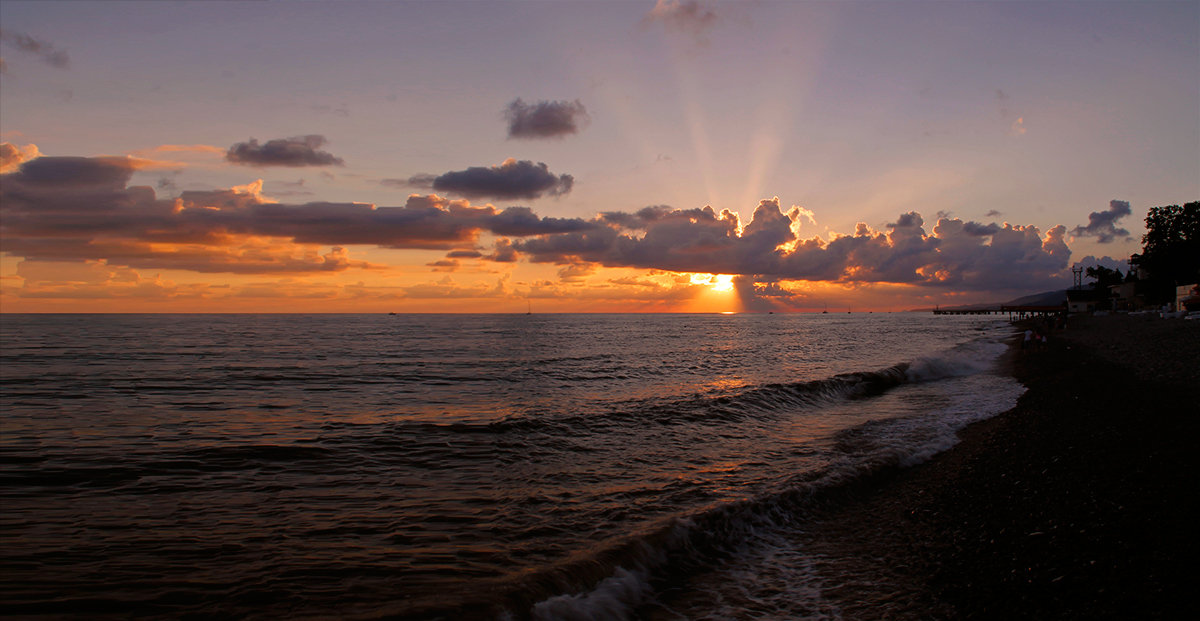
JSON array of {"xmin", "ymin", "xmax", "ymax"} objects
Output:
[{"xmin": 802, "ymin": 315, "xmax": 1200, "ymax": 619}]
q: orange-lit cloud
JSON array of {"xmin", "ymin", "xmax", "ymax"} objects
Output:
[
  {"xmin": 12, "ymin": 260, "xmax": 204, "ymax": 300},
  {"xmin": 0, "ymin": 153, "xmax": 594, "ymax": 275},
  {"xmin": 129, "ymin": 144, "xmax": 226, "ymax": 168},
  {"xmin": 0, "ymin": 142, "xmax": 41, "ymax": 173},
  {"xmin": 517, "ymin": 197, "xmax": 1070, "ymax": 293},
  {"xmin": 2, "ymin": 149, "xmax": 1084, "ymax": 311}
]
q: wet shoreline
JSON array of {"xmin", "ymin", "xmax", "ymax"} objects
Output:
[{"xmin": 800, "ymin": 314, "xmax": 1200, "ymax": 619}]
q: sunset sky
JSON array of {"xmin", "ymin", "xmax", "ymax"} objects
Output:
[{"xmin": 2, "ymin": 0, "xmax": 1197, "ymax": 313}]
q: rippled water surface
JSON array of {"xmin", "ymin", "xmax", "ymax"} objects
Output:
[{"xmin": 1, "ymin": 313, "xmax": 1022, "ymax": 619}]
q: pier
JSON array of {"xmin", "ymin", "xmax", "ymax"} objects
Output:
[{"xmin": 933, "ymin": 305, "xmax": 1067, "ymax": 321}]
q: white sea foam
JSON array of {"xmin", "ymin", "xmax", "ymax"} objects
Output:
[
  {"xmin": 905, "ymin": 332, "xmax": 1010, "ymax": 382},
  {"xmin": 531, "ymin": 567, "xmax": 651, "ymax": 621}
]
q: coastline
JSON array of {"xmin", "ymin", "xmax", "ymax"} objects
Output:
[{"xmin": 800, "ymin": 314, "xmax": 1200, "ymax": 619}]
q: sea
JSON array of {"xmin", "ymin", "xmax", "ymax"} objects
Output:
[{"xmin": 0, "ymin": 313, "xmax": 1024, "ymax": 620}]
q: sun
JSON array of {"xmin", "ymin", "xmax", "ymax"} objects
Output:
[
  {"xmin": 711, "ymin": 274, "xmax": 735, "ymax": 292},
  {"xmin": 690, "ymin": 273, "xmax": 735, "ymax": 293}
]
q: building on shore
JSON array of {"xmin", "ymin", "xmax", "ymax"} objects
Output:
[
  {"xmin": 1109, "ymin": 281, "xmax": 1148, "ymax": 311},
  {"xmin": 1176, "ymin": 284, "xmax": 1199, "ymax": 312},
  {"xmin": 1067, "ymin": 287, "xmax": 1107, "ymax": 314}
]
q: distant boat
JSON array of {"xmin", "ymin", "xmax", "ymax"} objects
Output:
[
  {"xmin": 526, "ymin": 300, "xmax": 532, "ymax": 316},
  {"xmin": 822, "ymin": 303, "xmax": 828, "ymax": 314},
  {"xmin": 388, "ymin": 312, "xmax": 396, "ymax": 316}
]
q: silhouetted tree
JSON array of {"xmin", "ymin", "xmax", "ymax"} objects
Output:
[
  {"xmin": 1134, "ymin": 201, "xmax": 1200, "ymax": 303},
  {"xmin": 1085, "ymin": 265, "xmax": 1123, "ymax": 289}
]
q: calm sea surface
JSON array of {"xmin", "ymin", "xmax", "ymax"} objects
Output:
[{"xmin": 1, "ymin": 313, "xmax": 1023, "ymax": 619}]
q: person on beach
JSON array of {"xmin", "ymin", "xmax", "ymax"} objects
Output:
[{"xmin": 1023, "ymin": 329, "xmax": 1033, "ymax": 351}]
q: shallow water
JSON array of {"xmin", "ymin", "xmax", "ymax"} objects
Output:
[{"xmin": 0, "ymin": 313, "xmax": 1022, "ymax": 619}]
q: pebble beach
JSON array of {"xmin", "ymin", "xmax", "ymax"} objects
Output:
[{"xmin": 801, "ymin": 313, "xmax": 1200, "ymax": 619}]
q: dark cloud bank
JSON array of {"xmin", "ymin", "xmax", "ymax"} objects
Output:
[
  {"xmin": 517, "ymin": 199, "xmax": 1069, "ymax": 291},
  {"xmin": 505, "ymin": 99, "xmax": 589, "ymax": 139},
  {"xmin": 226, "ymin": 135, "xmax": 344, "ymax": 167},
  {"xmin": 0, "ymin": 153, "xmax": 584, "ymax": 274},
  {"xmin": 2, "ymin": 151, "xmax": 1073, "ymax": 291}
]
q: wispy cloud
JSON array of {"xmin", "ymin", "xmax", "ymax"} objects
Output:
[
  {"xmin": 311, "ymin": 103, "xmax": 350, "ymax": 117},
  {"xmin": 996, "ymin": 89, "xmax": 1027, "ymax": 136},
  {"xmin": 0, "ymin": 29, "xmax": 69, "ymax": 69},
  {"xmin": 142, "ymin": 144, "xmax": 226, "ymax": 156},
  {"xmin": 644, "ymin": 0, "xmax": 718, "ymax": 41}
]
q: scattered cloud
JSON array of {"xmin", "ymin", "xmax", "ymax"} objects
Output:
[
  {"xmin": 1071, "ymin": 255, "xmax": 1127, "ymax": 274},
  {"xmin": 557, "ymin": 262, "xmax": 596, "ymax": 283},
  {"xmin": 379, "ymin": 177, "xmax": 413, "ymax": 189},
  {"xmin": 401, "ymin": 275, "xmax": 509, "ymax": 299},
  {"xmin": 986, "ymin": 209, "xmax": 1002, "ymax": 218},
  {"xmin": 141, "ymin": 144, "xmax": 225, "ymax": 156},
  {"xmin": 995, "ymin": 89, "xmax": 1011, "ymax": 116},
  {"xmin": 0, "ymin": 29, "xmax": 69, "ymax": 69},
  {"xmin": 644, "ymin": 0, "xmax": 718, "ymax": 41},
  {"xmin": 996, "ymin": 89, "xmax": 1027, "ymax": 135},
  {"xmin": 488, "ymin": 238, "xmax": 520, "ymax": 262},
  {"xmin": 505, "ymin": 98, "xmax": 589, "ymax": 139},
  {"xmin": 13, "ymin": 260, "xmax": 191, "ymax": 299},
  {"xmin": 416, "ymin": 158, "xmax": 573, "ymax": 200},
  {"xmin": 788, "ymin": 204, "xmax": 818, "ymax": 229},
  {"xmin": 1070, "ymin": 199, "xmax": 1133, "ymax": 243},
  {"xmin": 270, "ymin": 178, "xmax": 315, "ymax": 197},
  {"xmin": 312, "ymin": 103, "xmax": 350, "ymax": 117},
  {"xmin": 226, "ymin": 135, "xmax": 345, "ymax": 167},
  {"xmin": 427, "ymin": 259, "xmax": 459, "ymax": 272},
  {"xmin": 156, "ymin": 174, "xmax": 180, "ymax": 196}
]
